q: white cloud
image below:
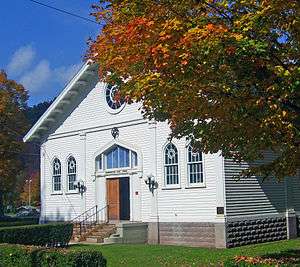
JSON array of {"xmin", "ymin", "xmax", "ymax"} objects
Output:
[
  {"xmin": 8, "ymin": 45, "xmax": 82, "ymax": 97},
  {"xmin": 20, "ymin": 60, "xmax": 51, "ymax": 93},
  {"xmin": 19, "ymin": 60, "xmax": 82, "ymax": 95},
  {"xmin": 7, "ymin": 45, "xmax": 36, "ymax": 76},
  {"xmin": 53, "ymin": 63, "xmax": 82, "ymax": 85}
]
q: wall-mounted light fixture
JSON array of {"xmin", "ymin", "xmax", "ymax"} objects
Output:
[
  {"xmin": 74, "ymin": 179, "xmax": 86, "ymax": 195},
  {"xmin": 111, "ymin": 127, "xmax": 119, "ymax": 139},
  {"xmin": 144, "ymin": 174, "xmax": 158, "ymax": 194}
]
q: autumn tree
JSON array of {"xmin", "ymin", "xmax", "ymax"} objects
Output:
[
  {"xmin": 88, "ymin": 0, "xmax": 300, "ymax": 179},
  {"xmin": 0, "ymin": 71, "xmax": 28, "ymax": 217},
  {"xmin": 19, "ymin": 171, "xmax": 40, "ymax": 207}
]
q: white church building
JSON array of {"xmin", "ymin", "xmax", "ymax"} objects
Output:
[{"xmin": 24, "ymin": 62, "xmax": 300, "ymax": 248}]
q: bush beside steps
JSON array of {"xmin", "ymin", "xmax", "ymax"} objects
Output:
[
  {"xmin": 0, "ymin": 244, "xmax": 107, "ymax": 267},
  {"xmin": 0, "ymin": 217, "xmax": 39, "ymax": 228},
  {"xmin": 0, "ymin": 223, "xmax": 73, "ymax": 247}
]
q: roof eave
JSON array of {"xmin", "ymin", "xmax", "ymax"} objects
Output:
[{"xmin": 23, "ymin": 61, "xmax": 98, "ymax": 143}]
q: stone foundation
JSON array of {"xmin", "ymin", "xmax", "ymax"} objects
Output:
[
  {"xmin": 286, "ymin": 210, "xmax": 297, "ymax": 239},
  {"xmin": 226, "ymin": 217, "xmax": 287, "ymax": 248},
  {"xmin": 145, "ymin": 215, "xmax": 299, "ymax": 248},
  {"xmin": 148, "ymin": 222, "xmax": 217, "ymax": 247}
]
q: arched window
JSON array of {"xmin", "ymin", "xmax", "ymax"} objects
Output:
[
  {"xmin": 67, "ymin": 156, "xmax": 77, "ymax": 191},
  {"xmin": 96, "ymin": 145, "xmax": 138, "ymax": 171},
  {"xmin": 52, "ymin": 158, "xmax": 61, "ymax": 192},
  {"xmin": 187, "ymin": 145, "xmax": 204, "ymax": 185},
  {"xmin": 106, "ymin": 146, "xmax": 130, "ymax": 169},
  {"xmin": 164, "ymin": 143, "xmax": 179, "ymax": 186}
]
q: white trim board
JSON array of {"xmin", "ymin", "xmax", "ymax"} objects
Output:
[{"xmin": 23, "ymin": 62, "xmax": 98, "ymax": 143}]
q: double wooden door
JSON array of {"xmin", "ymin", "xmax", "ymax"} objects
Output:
[{"xmin": 106, "ymin": 177, "xmax": 130, "ymax": 221}]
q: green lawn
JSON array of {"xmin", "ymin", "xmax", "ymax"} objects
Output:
[{"xmin": 71, "ymin": 239, "xmax": 300, "ymax": 267}]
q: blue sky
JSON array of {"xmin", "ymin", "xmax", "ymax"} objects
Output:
[{"xmin": 0, "ymin": 0, "xmax": 100, "ymax": 106}]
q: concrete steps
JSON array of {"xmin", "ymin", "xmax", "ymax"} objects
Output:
[
  {"xmin": 86, "ymin": 237, "xmax": 105, "ymax": 243},
  {"xmin": 72, "ymin": 223, "xmax": 101, "ymax": 241},
  {"xmin": 76, "ymin": 224, "xmax": 116, "ymax": 243},
  {"xmin": 73, "ymin": 222, "xmax": 148, "ymax": 245},
  {"xmin": 103, "ymin": 234, "xmax": 123, "ymax": 244}
]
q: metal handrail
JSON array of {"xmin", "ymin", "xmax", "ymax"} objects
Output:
[
  {"xmin": 71, "ymin": 205, "xmax": 97, "ymax": 223},
  {"xmin": 72, "ymin": 205, "xmax": 109, "ymax": 237}
]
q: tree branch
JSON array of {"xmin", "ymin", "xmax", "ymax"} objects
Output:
[{"xmin": 200, "ymin": 1, "xmax": 234, "ymax": 24}]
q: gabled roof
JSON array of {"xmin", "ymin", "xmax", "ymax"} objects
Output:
[{"xmin": 23, "ymin": 61, "xmax": 98, "ymax": 143}]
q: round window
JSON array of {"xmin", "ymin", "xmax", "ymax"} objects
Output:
[{"xmin": 105, "ymin": 84, "xmax": 125, "ymax": 110}]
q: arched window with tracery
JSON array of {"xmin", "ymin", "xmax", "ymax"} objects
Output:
[
  {"xmin": 164, "ymin": 143, "xmax": 179, "ymax": 186},
  {"xmin": 96, "ymin": 145, "xmax": 138, "ymax": 171},
  {"xmin": 52, "ymin": 158, "xmax": 61, "ymax": 192},
  {"xmin": 67, "ymin": 156, "xmax": 77, "ymax": 192}
]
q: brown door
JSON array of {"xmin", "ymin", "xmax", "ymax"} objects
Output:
[{"xmin": 106, "ymin": 178, "xmax": 120, "ymax": 220}]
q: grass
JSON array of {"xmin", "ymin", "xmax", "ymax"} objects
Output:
[{"xmin": 71, "ymin": 239, "xmax": 300, "ymax": 267}]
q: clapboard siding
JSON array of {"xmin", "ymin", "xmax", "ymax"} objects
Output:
[
  {"xmin": 292, "ymin": 174, "xmax": 300, "ymax": 214},
  {"xmin": 40, "ymin": 82, "xmax": 221, "ymax": 224},
  {"xmin": 52, "ymin": 82, "xmax": 143, "ymax": 136},
  {"xmin": 225, "ymin": 158, "xmax": 286, "ymax": 218},
  {"xmin": 154, "ymin": 123, "xmax": 220, "ymax": 222},
  {"xmin": 41, "ymin": 135, "xmax": 84, "ymax": 222}
]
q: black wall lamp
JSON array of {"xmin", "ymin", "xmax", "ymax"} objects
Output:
[
  {"xmin": 74, "ymin": 179, "xmax": 86, "ymax": 195},
  {"xmin": 144, "ymin": 174, "xmax": 158, "ymax": 194}
]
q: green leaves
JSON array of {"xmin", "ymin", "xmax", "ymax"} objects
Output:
[{"xmin": 88, "ymin": 0, "xmax": 300, "ymax": 179}]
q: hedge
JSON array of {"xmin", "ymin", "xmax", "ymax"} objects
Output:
[
  {"xmin": 0, "ymin": 216, "xmax": 39, "ymax": 222},
  {"xmin": 0, "ymin": 244, "xmax": 107, "ymax": 267},
  {"xmin": 35, "ymin": 249, "xmax": 107, "ymax": 267},
  {"xmin": 0, "ymin": 219, "xmax": 39, "ymax": 228},
  {"xmin": 0, "ymin": 223, "xmax": 73, "ymax": 247}
]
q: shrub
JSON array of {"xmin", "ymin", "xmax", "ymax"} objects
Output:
[
  {"xmin": 0, "ymin": 244, "xmax": 107, "ymax": 267},
  {"xmin": 35, "ymin": 249, "xmax": 107, "ymax": 267},
  {"xmin": 0, "ymin": 244, "xmax": 32, "ymax": 267},
  {"xmin": 0, "ymin": 216, "xmax": 39, "ymax": 222},
  {"xmin": 0, "ymin": 219, "xmax": 39, "ymax": 228},
  {"xmin": 0, "ymin": 223, "xmax": 73, "ymax": 247}
]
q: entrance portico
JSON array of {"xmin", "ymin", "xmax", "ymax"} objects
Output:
[{"xmin": 94, "ymin": 140, "xmax": 143, "ymax": 222}]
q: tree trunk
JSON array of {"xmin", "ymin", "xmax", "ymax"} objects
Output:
[{"xmin": 0, "ymin": 191, "xmax": 4, "ymax": 218}]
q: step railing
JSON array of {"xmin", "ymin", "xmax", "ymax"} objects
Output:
[{"xmin": 71, "ymin": 205, "xmax": 109, "ymax": 237}]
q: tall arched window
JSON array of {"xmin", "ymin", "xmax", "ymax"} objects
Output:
[
  {"xmin": 164, "ymin": 143, "xmax": 179, "ymax": 186},
  {"xmin": 187, "ymin": 145, "xmax": 204, "ymax": 185},
  {"xmin": 67, "ymin": 156, "xmax": 77, "ymax": 192},
  {"xmin": 52, "ymin": 158, "xmax": 61, "ymax": 192}
]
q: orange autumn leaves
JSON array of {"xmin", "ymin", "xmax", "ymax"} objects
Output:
[
  {"xmin": 88, "ymin": 0, "xmax": 300, "ymax": 179},
  {"xmin": 20, "ymin": 172, "xmax": 40, "ymax": 206},
  {"xmin": 0, "ymin": 71, "xmax": 28, "ymax": 194}
]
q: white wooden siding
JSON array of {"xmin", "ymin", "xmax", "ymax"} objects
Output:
[
  {"xmin": 41, "ymin": 135, "xmax": 84, "ymax": 221},
  {"xmin": 155, "ymin": 123, "xmax": 220, "ymax": 222},
  {"xmin": 40, "ymin": 81, "xmax": 221, "ymax": 223},
  {"xmin": 51, "ymin": 82, "xmax": 143, "ymax": 136}
]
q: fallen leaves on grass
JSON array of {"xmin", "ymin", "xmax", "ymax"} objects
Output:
[{"xmin": 234, "ymin": 255, "xmax": 299, "ymax": 266}]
